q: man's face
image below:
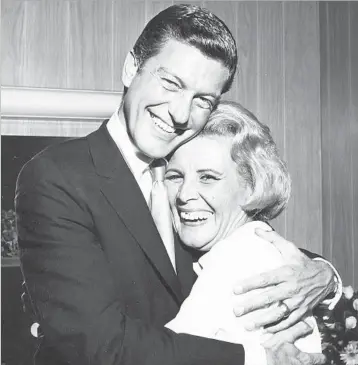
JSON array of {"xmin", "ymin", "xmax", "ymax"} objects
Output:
[{"xmin": 121, "ymin": 39, "xmax": 230, "ymax": 158}]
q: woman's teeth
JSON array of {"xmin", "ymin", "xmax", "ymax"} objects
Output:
[
  {"xmin": 150, "ymin": 112, "xmax": 175, "ymax": 133},
  {"xmin": 180, "ymin": 211, "xmax": 213, "ymax": 222}
]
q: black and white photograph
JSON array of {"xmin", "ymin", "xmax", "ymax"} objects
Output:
[{"xmin": 1, "ymin": 1, "xmax": 357, "ymax": 365}]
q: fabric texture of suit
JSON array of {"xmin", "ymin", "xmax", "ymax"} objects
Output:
[{"xmin": 15, "ymin": 121, "xmax": 245, "ymax": 365}]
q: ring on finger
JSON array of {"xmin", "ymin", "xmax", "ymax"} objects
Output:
[{"xmin": 278, "ymin": 301, "xmax": 290, "ymax": 319}]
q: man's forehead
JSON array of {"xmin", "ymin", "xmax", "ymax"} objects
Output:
[
  {"xmin": 152, "ymin": 39, "xmax": 221, "ymax": 67},
  {"xmin": 148, "ymin": 40, "xmax": 229, "ymax": 95}
]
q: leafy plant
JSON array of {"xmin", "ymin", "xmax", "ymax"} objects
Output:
[
  {"xmin": 316, "ymin": 286, "xmax": 358, "ymax": 365},
  {"xmin": 1, "ymin": 209, "xmax": 19, "ymax": 257}
]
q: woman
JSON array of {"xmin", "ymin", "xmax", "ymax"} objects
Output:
[{"xmin": 164, "ymin": 101, "xmax": 321, "ymax": 353}]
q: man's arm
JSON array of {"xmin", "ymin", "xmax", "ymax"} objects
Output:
[
  {"xmin": 232, "ymin": 229, "xmax": 341, "ymax": 333},
  {"xmin": 15, "ymin": 156, "xmax": 244, "ymax": 365}
]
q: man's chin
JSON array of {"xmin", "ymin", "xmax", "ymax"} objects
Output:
[
  {"xmin": 136, "ymin": 143, "xmax": 168, "ymax": 159},
  {"xmin": 140, "ymin": 143, "xmax": 177, "ymax": 160}
]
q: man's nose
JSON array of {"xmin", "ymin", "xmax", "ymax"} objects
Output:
[
  {"xmin": 168, "ymin": 93, "xmax": 192, "ymax": 127},
  {"xmin": 177, "ymin": 180, "xmax": 198, "ymax": 203}
]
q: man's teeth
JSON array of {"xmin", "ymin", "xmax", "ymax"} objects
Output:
[
  {"xmin": 150, "ymin": 112, "xmax": 175, "ymax": 133},
  {"xmin": 180, "ymin": 211, "xmax": 212, "ymax": 221}
]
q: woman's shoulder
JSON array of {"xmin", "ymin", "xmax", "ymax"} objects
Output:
[
  {"xmin": 222, "ymin": 221, "xmax": 275, "ymax": 251},
  {"xmin": 210, "ymin": 221, "xmax": 284, "ymax": 269}
]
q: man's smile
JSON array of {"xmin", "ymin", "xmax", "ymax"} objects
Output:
[{"xmin": 149, "ymin": 110, "xmax": 176, "ymax": 134}]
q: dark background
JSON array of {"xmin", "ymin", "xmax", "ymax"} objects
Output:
[
  {"xmin": 2, "ymin": 136, "xmax": 69, "ymax": 365},
  {"xmin": 1, "ymin": 136, "xmax": 69, "ymax": 210}
]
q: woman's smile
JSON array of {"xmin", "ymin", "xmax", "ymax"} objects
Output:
[
  {"xmin": 165, "ymin": 135, "xmax": 250, "ymax": 251},
  {"xmin": 178, "ymin": 209, "xmax": 214, "ymax": 225}
]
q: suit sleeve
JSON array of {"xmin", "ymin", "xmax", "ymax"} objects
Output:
[
  {"xmin": 15, "ymin": 155, "xmax": 244, "ymax": 365},
  {"xmin": 300, "ymin": 248, "xmax": 322, "ymax": 260},
  {"xmin": 278, "ymin": 233, "xmax": 339, "ymax": 303}
]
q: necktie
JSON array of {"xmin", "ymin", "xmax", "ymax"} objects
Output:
[{"xmin": 150, "ymin": 159, "xmax": 176, "ymax": 272}]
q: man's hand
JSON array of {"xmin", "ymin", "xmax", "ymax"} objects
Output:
[
  {"xmin": 263, "ymin": 321, "xmax": 326, "ymax": 365},
  {"xmin": 233, "ymin": 229, "xmax": 336, "ymax": 332}
]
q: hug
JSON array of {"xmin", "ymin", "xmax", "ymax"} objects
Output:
[{"xmin": 15, "ymin": 4, "xmax": 342, "ymax": 365}]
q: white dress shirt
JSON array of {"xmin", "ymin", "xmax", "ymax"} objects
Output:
[
  {"xmin": 166, "ymin": 221, "xmax": 323, "ymax": 365},
  {"xmin": 107, "ymin": 109, "xmax": 153, "ymax": 204}
]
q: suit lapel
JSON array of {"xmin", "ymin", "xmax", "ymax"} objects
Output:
[
  {"xmin": 174, "ymin": 233, "xmax": 196, "ymax": 301},
  {"xmin": 87, "ymin": 122, "xmax": 183, "ymax": 303}
]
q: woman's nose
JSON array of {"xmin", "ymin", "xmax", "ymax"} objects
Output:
[{"xmin": 177, "ymin": 180, "xmax": 198, "ymax": 203}]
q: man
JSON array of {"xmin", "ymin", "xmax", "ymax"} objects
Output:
[{"xmin": 16, "ymin": 5, "xmax": 338, "ymax": 365}]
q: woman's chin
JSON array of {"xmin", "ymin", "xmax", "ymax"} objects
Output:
[{"xmin": 179, "ymin": 233, "xmax": 215, "ymax": 251}]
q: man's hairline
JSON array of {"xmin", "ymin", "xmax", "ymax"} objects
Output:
[{"xmin": 132, "ymin": 37, "xmax": 233, "ymax": 92}]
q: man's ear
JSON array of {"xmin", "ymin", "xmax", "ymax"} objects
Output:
[{"xmin": 122, "ymin": 51, "xmax": 138, "ymax": 87}]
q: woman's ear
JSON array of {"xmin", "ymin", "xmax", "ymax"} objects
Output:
[{"xmin": 122, "ymin": 51, "xmax": 138, "ymax": 87}]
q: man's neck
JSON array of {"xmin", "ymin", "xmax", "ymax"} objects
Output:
[{"xmin": 116, "ymin": 106, "xmax": 153, "ymax": 165}]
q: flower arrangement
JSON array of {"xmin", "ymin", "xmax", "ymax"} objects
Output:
[
  {"xmin": 1, "ymin": 209, "xmax": 19, "ymax": 257},
  {"xmin": 316, "ymin": 286, "xmax": 358, "ymax": 365}
]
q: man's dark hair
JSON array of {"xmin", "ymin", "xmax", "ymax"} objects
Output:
[{"xmin": 132, "ymin": 4, "xmax": 237, "ymax": 93}]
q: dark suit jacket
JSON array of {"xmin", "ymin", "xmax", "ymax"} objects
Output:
[{"xmin": 15, "ymin": 121, "xmax": 245, "ymax": 365}]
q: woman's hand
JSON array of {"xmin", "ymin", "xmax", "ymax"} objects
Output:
[{"xmin": 233, "ymin": 229, "xmax": 336, "ymax": 333}]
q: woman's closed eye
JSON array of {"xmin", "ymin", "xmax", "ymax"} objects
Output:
[
  {"xmin": 200, "ymin": 173, "xmax": 220, "ymax": 183},
  {"xmin": 165, "ymin": 172, "xmax": 183, "ymax": 182}
]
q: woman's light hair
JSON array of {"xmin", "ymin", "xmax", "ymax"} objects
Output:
[{"xmin": 200, "ymin": 101, "xmax": 291, "ymax": 221}]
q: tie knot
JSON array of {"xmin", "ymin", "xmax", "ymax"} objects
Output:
[{"xmin": 150, "ymin": 159, "xmax": 166, "ymax": 182}]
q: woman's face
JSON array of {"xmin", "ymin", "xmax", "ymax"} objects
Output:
[{"xmin": 165, "ymin": 135, "xmax": 250, "ymax": 251}]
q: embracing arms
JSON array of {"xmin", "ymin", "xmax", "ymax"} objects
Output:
[
  {"xmin": 15, "ymin": 155, "xmax": 244, "ymax": 365},
  {"xmin": 16, "ymin": 152, "xmax": 338, "ymax": 365},
  {"xmin": 233, "ymin": 229, "xmax": 341, "ymax": 333}
]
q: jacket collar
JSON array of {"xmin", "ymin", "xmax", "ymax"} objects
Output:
[{"xmin": 87, "ymin": 121, "xmax": 193, "ymax": 303}]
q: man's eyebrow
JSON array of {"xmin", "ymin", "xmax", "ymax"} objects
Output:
[
  {"xmin": 157, "ymin": 66, "xmax": 221, "ymax": 99},
  {"xmin": 157, "ymin": 67, "xmax": 184, "ymax": 86}
]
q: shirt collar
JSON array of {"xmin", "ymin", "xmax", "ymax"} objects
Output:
[{"xmin": 107, "ymin": 107, "xmax": 153, "ymax": 180}]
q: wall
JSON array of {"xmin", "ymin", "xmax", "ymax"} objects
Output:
[
  {"xmin": 1, "ymin": 1, "xmax": 357, "ymax": 284},
  {"xmin": 320, "ymin": 2, "xmax": 358, "ymax": 286}
]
